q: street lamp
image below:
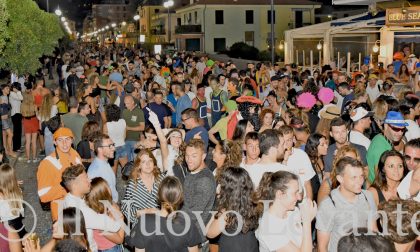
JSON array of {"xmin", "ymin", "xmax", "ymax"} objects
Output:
[
  {"xmin": 55, "ymin": 8, "xmax": 62, "ymax": 16},
  {"xmin": 122, "ymin": 21, "xmax": 127, "ymax": 26},
  {"xmin": 317, "ymin": 39, "xmax": 324, "ymax": 50},
  {"xmin": 111, "ymin": 23, "xmax": 116, "ymax": 28},
  {"xmin": 163, "ymin": 0, "xmax": 174, "ymax": 44},
  {"xmin": 61, "ymin": 17, "xmax": 66, "ymax": 22},
  {"xmin": 134, "ymin": 15, "xmax": 140, "ymax": 21},
  {"xmin": 278, "ymin": 40, "xmax": 284, "ymax": 50},
  {"xmin": 105, "ymin": 25, "xmax": 110, "ymax": 30},
  {"xmin": 372, "ymin": 40, "xmax": 380, "ymax": 53}
]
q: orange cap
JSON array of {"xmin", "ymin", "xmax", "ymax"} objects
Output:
[{"xmin": 53, "ymin": 127, "xmax": 74, "ymax": 140}]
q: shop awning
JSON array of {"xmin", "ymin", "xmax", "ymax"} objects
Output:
[{"xmin": 331, "ymin": 11, "xmax": 385, "ymax": 26}]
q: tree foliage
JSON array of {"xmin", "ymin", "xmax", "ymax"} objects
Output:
[
  {"xmin": 0, "ymin": 0, "xmax": 9, "ymax": 55},
  {"xmin": 0, "ymin": 0, "xmax": 64, "ymax": 74}
]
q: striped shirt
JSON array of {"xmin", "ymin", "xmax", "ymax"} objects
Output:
[{"xmin": 121, "ymin": 174, "xmax": 165, "ymax": 224}]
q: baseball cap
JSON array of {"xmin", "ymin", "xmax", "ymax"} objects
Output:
[
  {"xmin": 350, "ymin": 107, "xmax": 374, "ymax": 122},
  {"xmin": 384, "ymin": 111, "xmax": 408, "ymax": 127}
]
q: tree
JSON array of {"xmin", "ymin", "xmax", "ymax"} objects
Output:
[
  {"xmin": 0, "ymin": 0, "xmax": 9, "ymax": 55},
  {"xmin": 0, "ymin": 0, "xmax": 64, "ymax": 74}
]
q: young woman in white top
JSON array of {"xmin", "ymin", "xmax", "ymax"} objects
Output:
[
  {"xmin": 255, "ymin": 171, "xmax": 317, "ymax": 252},
  {"xmin": 147, "ymin": 108, "xmax": 183, "ymax": 175},
  {"xmin": 0, "ymin": 164, "xmax": 26, "ymax": 238},
  {"xmin": 103, "ymin": 104, "xmax": 128, "ymax": 175},
  {"xmin": 9, "ymin": 83, "xmax": 23, "ymax": 153}
]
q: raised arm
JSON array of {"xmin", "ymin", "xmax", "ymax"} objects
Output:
[{"xmin": 147, "ymin": 108, "xmax": 169, "ymax": 172}]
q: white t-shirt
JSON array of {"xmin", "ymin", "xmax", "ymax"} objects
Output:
[
  {"xmin": 244, "ymin": 162, "xmax": 288, "ymax": 188},
  {"xmin": 366, "ymin": 84, "xmax": 380, "ymax": 103},
  {"xmin": 106, "ymin": 119, "xmax": 126, "ymax": 147},
  {"xmin": 405, "ymin": 119, "xmax": 420, "ymax": 142},
  {"xmin": 256, "ymin": 208, "xmax": 303, "ymax": 252},
  {"xmin": 205, "ymin": 86, "xmax": 213, "ymax": 111},
  {"xmin": 349, "ymin": 130, "xmax": 371, "ymax": 151},
  {"xmin": 397, "ymin": 171, "xmax": 419, "ymax": 202},
  {"xmin": 284, "ymin": 148, "xmax": 316, "ymax": 183}
]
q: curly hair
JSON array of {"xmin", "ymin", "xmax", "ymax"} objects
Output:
[
  {"xmin": 105, "ymin": 104, "xmax": 121, "ymax": 122},
  {"xmin": 217, "ymin": 167, "xmax": 260, "ymax": 233},
  {"xmin": 130, "ymin": 149, "xmax": 161, "ymax": 183},
  {"xmin": 215, "ymin": 140, "xmax": 243, "ymax": 180},
  {"xmin": 371, "ymin": 150, "xmax": 407, "ymax": 191},
  {"xmin": 259, "ymin": 108, "xmax": 275, "ymax": 126}
]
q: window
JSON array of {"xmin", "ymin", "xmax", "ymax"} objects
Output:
[
  {"xmin": 245, "ymin": 10, "xmax": 253, "ymax": 24},
  {"xmin": 245, "ymin": 31, "xmax": 254, "ymax": 46},
  {"xmin": 214, "ymin": 38, "xmax": 226, "ymax": 52},
  {"xmin": 215, "ymin": 10, "xmax": 224, "ymax": 24},
  {"xmin": 267, "ymin": 10, "xmax": 275, "ymax": 24},
  {"xmin": 194, "ymin": 11, "xmax": 198, "ymax": 23},
  {"xmin": 189, "ymin": 13, "xmax": 192, "ymax": 24}
]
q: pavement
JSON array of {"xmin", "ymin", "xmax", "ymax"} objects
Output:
[{"xmin": 13, "ymin": 153, "xmax": 128, "ymax": 245}]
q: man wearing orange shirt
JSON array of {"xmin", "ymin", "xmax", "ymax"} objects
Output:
[{"xmin": 37, "ymin": 127, "xmax": 82, "ymax": 221}]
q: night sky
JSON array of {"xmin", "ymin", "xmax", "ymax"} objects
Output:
[{"xmin": 35, "ymin": 0, "xmax": 144, "ymax": 31}]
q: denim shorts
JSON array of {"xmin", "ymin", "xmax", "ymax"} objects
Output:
[
  {"xmin": 98, "ymin": 245, "xmax": 123, "ymax": 252},
  {"xmin": 114, "ymin": 145, "xmax": 128, "ymax": 160}
]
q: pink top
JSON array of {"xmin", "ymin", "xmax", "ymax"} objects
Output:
[
  {"xmin": 0, "ymin": 223, "xmax": 10, "ymax": 252},
  {"xmin": 93, "ymin": 229, "xmax": 117, "ymax": 250}
]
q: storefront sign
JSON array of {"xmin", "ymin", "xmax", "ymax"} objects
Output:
[{"xmin": 386, "ymin": 7, "xmax": 420, "ymax": 26}]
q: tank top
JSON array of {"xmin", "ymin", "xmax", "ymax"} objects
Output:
[
  {"xmin": 106, "ymin": 119, "xmax": 126, "ymax": 147},
  {"xmin": 196, "ymin": 97, "xmax": 207, "ymax": 119},
  {"xmin": 34, "ymin": 94, "xmax": 43, "ymax": 107}
]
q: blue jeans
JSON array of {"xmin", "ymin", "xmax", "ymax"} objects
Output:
[
  {"xmin": 98, "ymin": 245, "xmax": 123, "ymax": 252},
  {"xmin": 125, "ymin": 140, "xmax": 137, "ymax": 162}
]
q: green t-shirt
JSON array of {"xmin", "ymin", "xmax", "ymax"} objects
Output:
[
  {"xmin": 366, "ymin": 134, "xmax": 392, "ymax": 183},
  {"xmin": 122, "ymin": 106, "xmax": 145, "ymax": 141},
  {"xmin": 99, "ymin": 75, "xmax": 109, "ymax": 99},
  {"xmin": 212, "ymin": 116, "xmax": 229, "ymax": 140},
  {"xmin": 61, "ymin": 113, "xmax": 88, "ymax": 147}
]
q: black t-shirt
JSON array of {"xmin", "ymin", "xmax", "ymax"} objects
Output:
[
  {"xmin": 218, "ymin": 229, "xmax": 259, "ymax": 252},
  {"xmin": 76, "ymin": 140, "xmax": 92, "ymax": 169},
  {"xmin": 128, "ymin": 213, "xmax": 202, "ymax": 252}
]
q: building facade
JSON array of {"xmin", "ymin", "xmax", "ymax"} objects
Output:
[{"xmin": 173, "ymin": 0, "xmax": 321, "ymax": 53}]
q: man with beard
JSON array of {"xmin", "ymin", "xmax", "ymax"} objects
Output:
[
  {"xmin": 367, "ymin": 111, "xmax": 408, "ymax": 183},
  {"xmin": 244, "ymin": 129, "xmax": 288, "ymax": 187}
]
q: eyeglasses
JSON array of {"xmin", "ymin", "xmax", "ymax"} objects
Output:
[
  {"xmin": 99, "ymin": 143, "xmax": 115, "ymax": 148},
  {"xmin": 389, "ymin": 125, "xmax": 406, "ymax": 132}
]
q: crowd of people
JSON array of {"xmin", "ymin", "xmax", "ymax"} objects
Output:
[{"xmin": 0, "ymin": 44, "xmax": 419, "ymax": 252}]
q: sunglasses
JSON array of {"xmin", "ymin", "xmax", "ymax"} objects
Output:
[{"xmin": 389, "ymin": 125, "xmax": 406, "ymax": 132}]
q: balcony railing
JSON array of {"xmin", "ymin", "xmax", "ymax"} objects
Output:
[
  {"xmin": 151, "ymin": 29, "xmax": 166, "ymax": 35},
  {"xmin": 175, "ymin": 25, "xmax": 202, "ymax": 34}
]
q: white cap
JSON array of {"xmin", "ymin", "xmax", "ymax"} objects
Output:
[{"xmin": 350, "ymin": 107, "xmax": 374, "ymax": 122}]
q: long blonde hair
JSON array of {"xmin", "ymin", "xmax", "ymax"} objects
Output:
[
  {"xmin": 21, "ymin": 91, "xmax": 36, "ymax": 117},
  {"xmin": 0, "ymin": 164, "xmax": 23, "ymax": 215},
  {"xmin": 38, "ymin": 93, "xmax": 54, "ymax": 121}
]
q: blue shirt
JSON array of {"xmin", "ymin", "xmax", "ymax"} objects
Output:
[
  {"xmin": 144, "ymin": 102, "xmax": 169, "ymax": 127},
  {"xmin": 176, "ymin": 94, "xmax": 192, "ymax": 126},
  {"xmin": 185, "ymin": 126, "xmax": 209, "ymax": 150},
  {"xmin": 109, "ymin": 72, "xmax": 123, "ymax": 83},
  {"xmin": 88, "ymin": 158, "xmax": 118, "ymax": 202}
]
